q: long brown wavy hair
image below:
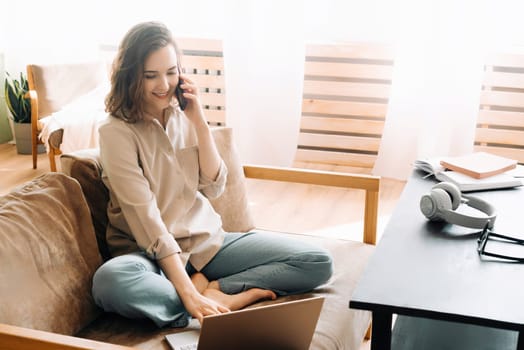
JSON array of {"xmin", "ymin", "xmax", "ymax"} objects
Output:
[{"xmin": 105, "ymin": 21, "xmax": 182, "ymax": 123}]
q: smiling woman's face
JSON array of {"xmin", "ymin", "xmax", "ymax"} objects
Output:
[{"xmin": 142, "ymin": 44, "xmax": 180, "ymax": 119}]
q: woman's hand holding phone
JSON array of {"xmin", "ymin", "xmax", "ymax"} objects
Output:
[
  {"xmin": 175, "ymin": 77, "xmax": 188, "ymax": 110},
  {"xmin": 176, "ymin": 75, "xmax": 208, "ymax": 128}
]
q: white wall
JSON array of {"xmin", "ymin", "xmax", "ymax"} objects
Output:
[
  {"xmin": 223, "ymin": 1, "xmax": 305, "ymax": 166},
  {"xmin": 3, "ymin": 0, "xmax": 524, "ymax": 171},
  {"xmin": 1, "ymin": 0, "xmax": 398, "ymax": 166}
]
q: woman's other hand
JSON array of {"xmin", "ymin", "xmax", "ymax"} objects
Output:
[{"xmin": 181, "ymin": 291, "xmax": 230, "ymax": 324}]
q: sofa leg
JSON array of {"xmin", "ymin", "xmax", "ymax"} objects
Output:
[{"xmin": 365, "ymin": 323, "xmax": 372, "ymax": 340}]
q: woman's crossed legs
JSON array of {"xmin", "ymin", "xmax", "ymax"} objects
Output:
[{"xmin": 92, "ymin": 231, "xmax": 333, "ymax": 327}]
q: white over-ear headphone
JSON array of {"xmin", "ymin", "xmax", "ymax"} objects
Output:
[{"xmin": 420, "ymin": 182, "xmax": 497, "ymax": 229}]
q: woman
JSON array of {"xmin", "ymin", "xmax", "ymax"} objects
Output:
[{"xmin": 92, "ymin": 21, "xmax": 333, "ymax": 328}]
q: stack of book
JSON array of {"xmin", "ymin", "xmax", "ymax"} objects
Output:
[{"xmin": 414, "ymin": 152, "xmax": 523, "ymax": 192}]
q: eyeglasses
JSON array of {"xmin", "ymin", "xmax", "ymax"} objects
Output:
[{"xmin": 477, "ymin": 223, "xmax": 524, "ymax": 262}]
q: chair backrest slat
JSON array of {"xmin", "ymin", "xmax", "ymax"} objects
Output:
[
  {"xmin": 178, "ymin": 37, "xmax": 226, "ymax": 126},
  {"xmin": 475, "ymin": 51, "xmax": 524, "ymax": 163},
  {"xmin": 296, "ymin": 42, "xmax": 395, "ymax": 171}
]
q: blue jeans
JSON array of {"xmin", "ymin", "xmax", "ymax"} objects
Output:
[{"xmin": 92, "ymin": 231, "xmax": 333, "ymax": 327}]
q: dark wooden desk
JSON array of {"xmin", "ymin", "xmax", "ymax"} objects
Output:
[{"xmin": 350, "ymin": 171, "xmax": 524, "ymax": 350}]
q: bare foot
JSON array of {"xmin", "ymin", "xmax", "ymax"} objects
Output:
[
  {"xmin": 191, "ymin": 272, "xmax": 209, "ymax": 294},
  {"xmin": 203, "ymin": 287, "xmax": 277, "ymax": 311},
  {"xmin": 207, "ymin": 280, "xmax": 220, "ymax": 291}
]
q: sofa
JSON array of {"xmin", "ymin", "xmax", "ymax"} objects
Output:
[{"xmin": 0, "ymin": 127, "xmax": 377, "ymax": 349}]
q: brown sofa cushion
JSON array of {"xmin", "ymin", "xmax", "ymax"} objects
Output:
[
  {"xmin": 61, "ymin": 148, "xmax": 111, "ymax": 261},
  {"xmin": 0, "ymin": 173, "xmax": 103, "ymax": 335},
  {"xmin": 60, "ymin": 126, "xmax": 255, "ymax": 260}
]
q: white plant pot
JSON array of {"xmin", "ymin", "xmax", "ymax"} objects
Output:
[
  {"xmin": 13, "ymin": 122, "xmax": 32, "ymax": 154},
  {"xmin": 12, "ymin": 122, "xmax": 45, "ymax": 155}
]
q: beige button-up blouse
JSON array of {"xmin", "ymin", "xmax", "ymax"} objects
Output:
[{"xmin": 99, "ymin": 111, "xmax": 227, "ymax": 271}]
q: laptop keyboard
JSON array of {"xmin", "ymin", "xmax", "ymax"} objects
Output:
[{"xmin": 179, "ymin": 344, "xmax": 197, "ymax": 350}]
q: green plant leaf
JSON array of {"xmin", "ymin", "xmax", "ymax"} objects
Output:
[{"xmin": 4, "ymin": 71, "xmax": 31, "ymax": 123}]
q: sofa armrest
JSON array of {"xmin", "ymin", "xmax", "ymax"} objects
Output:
[
  {"xmin": 0, "ymin": 323, "xmax": 137, "ymax": 350},
  {"xmin": 242, "ymin": 164, "xmax": 380, "ymax": 245}
]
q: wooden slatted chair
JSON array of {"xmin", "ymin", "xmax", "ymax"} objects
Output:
[
  {"xmin": 295, "ymin": 42, "xmax": 395, "ymax": 173},
  {"xmin": 475, "ymin": 51, "xmax": 524, "ymax": 163},
  {"xmin": 27, "ymin": 61, "xmax": 107, "ymax": 171}
]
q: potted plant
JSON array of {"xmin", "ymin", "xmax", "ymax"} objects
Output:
[{"xmin": 4, "ymin": 71, "xmax": 38, "ymax": 154}]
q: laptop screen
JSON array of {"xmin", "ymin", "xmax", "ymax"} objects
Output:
[{"xmin": 166, "ymin": 296, "xmax": 324, "ymax": 350}]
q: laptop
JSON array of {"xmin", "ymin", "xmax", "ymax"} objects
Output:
[{"xmin": 165, "ymin": 296, "xmax": 324, "ymax": 350}]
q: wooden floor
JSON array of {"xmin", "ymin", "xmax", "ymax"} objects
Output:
[
  {"xmin": 0, "ymin": 143, "xmax": 51, "ymax": 195},
  {"xmin": 0, "ymin": 142, "xmax": 406, "ymax": 350}
]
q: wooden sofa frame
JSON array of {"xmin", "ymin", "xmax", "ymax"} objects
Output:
[{"xmin": 0, "ymin": 163, "xmax": 379, "ymax": 349}]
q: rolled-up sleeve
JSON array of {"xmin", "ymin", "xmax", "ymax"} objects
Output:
[
  {"xmin": 198, "ymin": 160, "xmax": 228, "ymax": 200},
  {"xmin": 146, "ymin": 234, "xmax": 180, "ymax": 260},
  {"xmin": 100, "ymin": 121, "xmax": 181, "ymax": 260}
]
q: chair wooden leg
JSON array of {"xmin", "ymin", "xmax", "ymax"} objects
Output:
[
  {"xmin": 48, "ymin": 149, "xmax": 57, "ymax": 172},
  {"xmin": 31, "ymin": 139, "xmax": 37, "ymax": 170}
]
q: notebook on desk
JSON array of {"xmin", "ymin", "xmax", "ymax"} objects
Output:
[
  {"xmin": 413, "ymin": 157, "xmax": 523, "ymax": 192},
  {"xmin": 165, "ymin": 296, "xmax": 324, "ymax": 350}
]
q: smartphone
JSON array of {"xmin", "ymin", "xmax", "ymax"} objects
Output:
[{"xmin": 175, "ymin": 76, "xmax": 188, "ymax": 111}]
